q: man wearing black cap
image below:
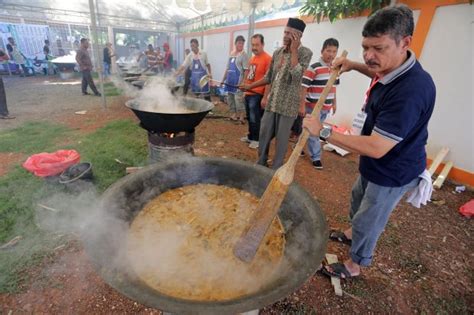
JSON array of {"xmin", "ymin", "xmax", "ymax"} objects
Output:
[{"xmin": 241, "ymin": 18, "xmax": 313, "ymax": 169}]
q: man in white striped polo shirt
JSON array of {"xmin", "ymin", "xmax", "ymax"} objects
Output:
[{"xmin": 301, "ymin": 38, "xmax": 340, "ymax": 169}]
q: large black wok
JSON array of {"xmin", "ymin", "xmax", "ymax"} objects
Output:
[
  {"xmin": 125, "ymin": 98, "xmax": 214, "ymax": 133},
  {"xmin": 83, "ymin": 157, "xmax": 327, "ymax": 314}
]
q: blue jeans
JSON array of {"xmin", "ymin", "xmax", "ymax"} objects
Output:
[
  {"xmin": 103, "ymin": 62, "xmax": 111, "ymax": 77},
  {"xmin": 307, "ymin": 107, "xmax": 329, "ymax": 161},
  {"xmin": 349, "ymin": 175, "xmax": 419, "ymax": 266},
  {"xmin": 244, "ymin": 94, "xmax": 264, "ymax": 141}
]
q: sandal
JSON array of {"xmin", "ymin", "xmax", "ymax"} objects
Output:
[
  {"xmin": 321, "ymin": 262, "xmax": 358, "ymax": 280},
  {"xmin": 329, "ymin": 230, "xmax": 352, "ymax": 246}
]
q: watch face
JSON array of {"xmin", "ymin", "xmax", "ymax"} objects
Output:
[{"xmin": 320, "ymin": 127, "xmax": 331, "ymax": 139}]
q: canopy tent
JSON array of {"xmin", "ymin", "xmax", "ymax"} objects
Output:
[{"xmin": 0, "ymin": 0, "xmax": 302, "ymax": 33}]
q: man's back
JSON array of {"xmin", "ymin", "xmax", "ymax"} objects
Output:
[
  {"xmin": 76, "ymin": 48, "xmax": 92, "ymax": 71},
  {"xmin": 103, "ymin": 47, "xmax": 112, "ymax": 64}
]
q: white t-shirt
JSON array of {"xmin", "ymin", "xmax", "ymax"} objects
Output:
[{"xmin": 182, "ymin": 50, "xmax": 210, "ymax": 74}]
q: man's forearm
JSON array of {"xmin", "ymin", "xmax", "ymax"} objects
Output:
[
  {"xmin": 248, "ymin": 77, "xmax": 270, "ymax": 89},
  {"xmin": 207, "ymin": 64, "xmax": 212, "ymax": 76},
  {"xmin": 263, "ymin": 84, "xmax": 271, "ymax": 99},
  {"xmin": 175, "ymin": 66, "xmax": 183, "ymax": 76},
  {"xmin": 290, "ymin": 50, "xmax": 299, "ymax": 68},
  {"xmin": 327, "ymin": 132, "xmax": 392, "ymax": 159}
]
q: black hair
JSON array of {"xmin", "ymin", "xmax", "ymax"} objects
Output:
[
  {"xmin": 362, "ymin": 4, "xmax": 414, "ymax": 43},
  {"xmin": 251, "ymin": 34, "xmax": 264, "ymax": 45},
  {"xmin": 322, "ymin": 38, "xmax": 339, "ymax": 50},
  {"xmin": 190, "ymin": 38, "xmax": 199, "ymax": 45},
  {"xmin": 80, "ymin": 38, "xmax": 88, "ymax": 44},
  {"xmin": 235, "ymin": 35, "xmax": 245, "ymax": 43}
]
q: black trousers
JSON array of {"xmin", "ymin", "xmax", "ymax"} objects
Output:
[
  {"xmin": 182, "ymin": 68, "xmax": 191, "ymax": 95},
  {"xmin": 0, "ymin": 77, "xmax": 9, "ymax": 116},
  {"xmin": 81, "ymin": 70, "xmax": 99, "ymax": 94},
  {"xmin": 291, "ymin": 115, "xmax": 303, "ymax": 136}
]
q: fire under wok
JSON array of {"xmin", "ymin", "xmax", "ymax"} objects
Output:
[
  {"xmin": 83, "ymin": 157, "xmax": 327, "ymax": 314},
  {"xmin": 125, "ymin": 98, "xmax": 214, "ymax": 133}
]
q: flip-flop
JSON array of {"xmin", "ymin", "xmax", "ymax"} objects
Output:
[
  {"xmin": 321, "ymin": 262, "xmax": 357, "ymax": 280},
  {"xmin": 329, "ymin": 230, "xmax": 352, "ymax": 246}
]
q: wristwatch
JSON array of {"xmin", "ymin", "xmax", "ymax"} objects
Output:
[{"xmin": 319, "ymin": 125, "xmax": 332, "ymax": 141}]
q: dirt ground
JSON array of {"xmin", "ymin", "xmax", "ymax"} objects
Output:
[
  {"xmin": 0, "ymin": 75, "xmax": 113, "ymax": 132},
  {"xmin": 0, "ymin": 76, "xmax": 473, "ymax": 314}
]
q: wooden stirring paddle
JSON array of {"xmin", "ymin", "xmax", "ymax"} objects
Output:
[{"xmin": 233, "ymin": 50, "xmax": 348, "ymax": 263}]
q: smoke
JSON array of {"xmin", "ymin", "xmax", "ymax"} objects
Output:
[
  {"xmin": 134, "ymin": 76, "xmax": 185, "ymax": 113},
  {"xmin": 113, "ymin": 73, "xmax": 191, "ymax": 114},
  {"xmin": 111, "ymin": 75, "xmax": 140, "ymax": 99}
]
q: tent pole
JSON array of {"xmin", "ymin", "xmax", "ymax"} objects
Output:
[
  {"xmin": 88, "ymin": 0, "xmax": 106, "ymax": 109},
  {"xmin": 247, "ymin": 1, "xmax": 257, "ymax": 54}
]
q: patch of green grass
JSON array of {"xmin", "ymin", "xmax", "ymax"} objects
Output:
[
  {"xmin": 104, "ymin": 88, "xmax": 122, "ymax": 97},
  {"xmin": 0, "ymin": 228, "xmax": 65, "ymax": 293},
  {"xmin": 0, "ymin": 167, "xmax": 43, "ymax": 242},
  {"xmin": 75, "ymin": 119, "xmax": 147, "ymax": 189},
  {"xmin": 0, "ymin": 119, "xmax": 148, "ymax": 292},
  {"xmin": 0, "ymin": 165, "xmax": 68, "ymax": 292},
  {"xmin": 101, "ymin": 81, "xmax": 123, "ymax": 97},
  {"xmin": 0, "ymin": 122, "xmax": 71, "ymax": 153},
  {"xmin": 102, "ymin": 82, "xmax": 116, "ymax": 88}
]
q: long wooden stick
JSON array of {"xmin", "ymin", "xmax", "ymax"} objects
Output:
[
  {"xmin": 433, "ymin": 161, "xmax": 453, "ymax": 189},
  {"xmin": 428, "ymin": 147, "xmax": 449, "ymax": 176},
  {"xmin": 233, "ymin": 50, "xmax": 348, "ymax": 262}
]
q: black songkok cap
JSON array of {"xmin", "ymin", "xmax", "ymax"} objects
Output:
[{"xmin": 286, "ymin": 18, "xmax": 306, "ymax": 33}]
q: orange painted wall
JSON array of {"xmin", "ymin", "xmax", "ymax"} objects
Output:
[{"xmin": 399, "ymin": 0, "xmax": 470, "ymax": 57}]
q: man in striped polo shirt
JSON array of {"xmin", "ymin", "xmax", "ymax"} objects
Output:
[{"xmin": 302, "ymin": 38, "xmax": 340, "ymax": 169}]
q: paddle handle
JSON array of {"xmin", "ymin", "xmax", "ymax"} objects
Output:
[
  {"xmin": 208, "ymin": 78, "xmax": 262, "ymax": 95},
  {"xmin": 285, "ymin": 50, "xmax": 348, "ymax": 173},
  {"xmin": 234, "ymin": 50, "xmax": 348, "ymax": 263}
]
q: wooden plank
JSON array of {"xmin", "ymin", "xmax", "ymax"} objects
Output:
[
  {"xmin": 325, "ymin": 253, "xmax": 343, "ymax": 296},
  {"xmin": 428, "ymin": 147, "xmax": 449, "ymax": 176},
  {"xmin": 433, "ymin": 161, "xmax": 454, "ymax": 189}
]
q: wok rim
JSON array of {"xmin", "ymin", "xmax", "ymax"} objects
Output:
[
  {"xmin": 85, "ymin": 157, "xmax": 327, "ymax": 314},
  {"xmin": 125, "ymin": 97, "xmax": 214, "ymax": 115}
]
